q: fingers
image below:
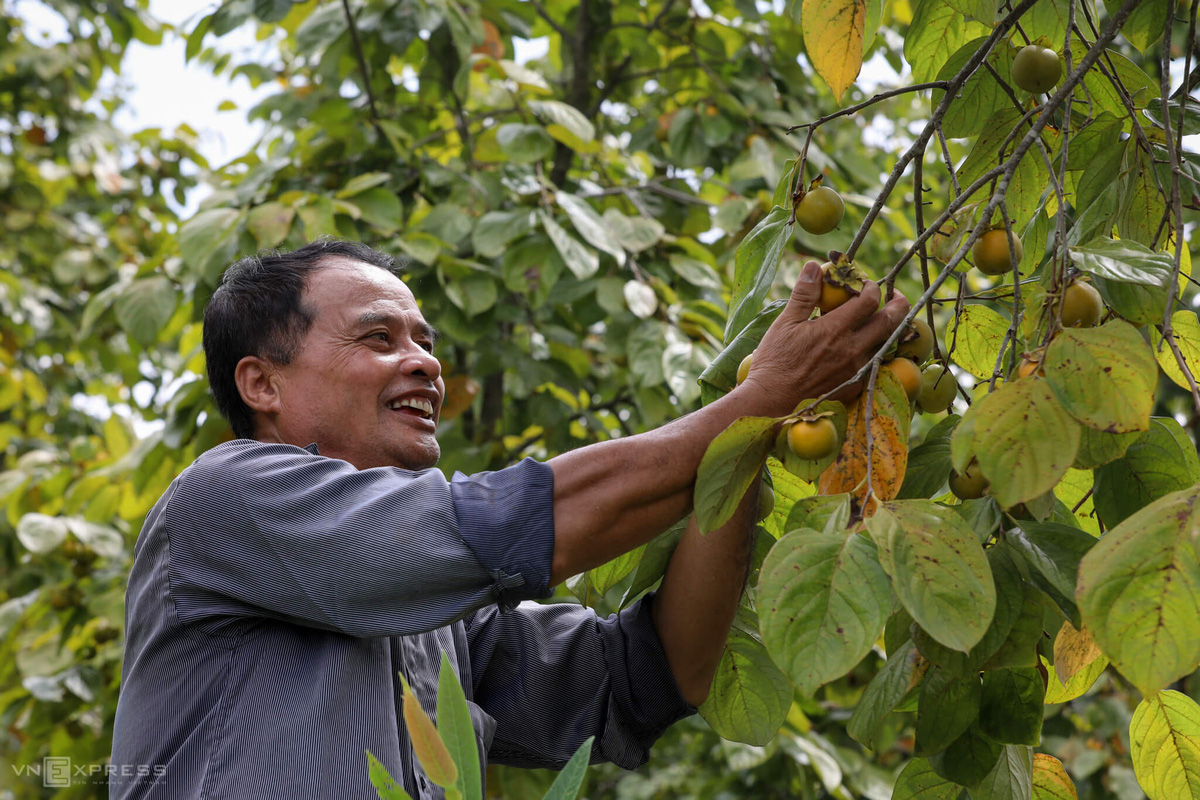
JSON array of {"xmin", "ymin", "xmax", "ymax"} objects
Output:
[
  {"xmin": 817, "ymin": 280, "xmax": 883, "ymax": 331},
  {"xmin": 852, "ymin": 291, "xmax": 911, "ymax": 348},
  {"xmin": 783, "ymin": 261, "xmax": 824, "ymax": 321}
]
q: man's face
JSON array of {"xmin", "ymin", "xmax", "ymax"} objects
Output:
[{"xmin": 268, "ymin": 259, "xmax": 445, "ymax": 471}]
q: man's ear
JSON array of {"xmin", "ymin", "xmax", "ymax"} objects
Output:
[{"xmin": 234, "ymin": 356, "xmax": 283, "ymax": 418}]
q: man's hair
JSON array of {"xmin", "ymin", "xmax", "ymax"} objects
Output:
[{"xmin": 203, "ymin": 239, "xmax": 399, "ymax": 439}]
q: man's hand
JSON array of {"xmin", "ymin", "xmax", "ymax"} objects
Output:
[
  {"xmin": 739, "ymin": 260, "xmax": 911, "ymax": 416},
  {"xmin": 546, "ymin": 262, "xmax": 909, "ymax": 585}
]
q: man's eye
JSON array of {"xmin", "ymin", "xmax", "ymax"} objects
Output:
[
  {"xmin": 369, "ymin": 332, "xmax": 390, "ymax": 342},
  {"xmin": 419, "ymin": 341, "xmax": 434, "ymax": 353}
]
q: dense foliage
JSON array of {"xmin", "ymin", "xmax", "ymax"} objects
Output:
[{"xmin": 1, "ymin": 0, "xmax": 1198, "ymax": 797}]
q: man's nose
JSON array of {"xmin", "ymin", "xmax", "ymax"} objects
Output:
[{"xmin": 403, "ymin": 347, "xmax": 442, "ymax": 381}]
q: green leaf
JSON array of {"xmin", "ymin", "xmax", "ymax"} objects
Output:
[
  {"xmin": 700, "ymin": 610, "xmax": 792, "ymax": 745},
  {"xmin": 699, "ymin": 301, "xmax": 786, "ymax": 399},
  {"xmin": 1093, "ymin": 418, "xmax": 1200, "ymax": 528},
  {"xmin": 897, "ymin": 417, "xmax": 958, "ymax": 499},
  {"xmin": 724, "ymin": 207, "xmax": 792, "ymax": 342},
  {"xmin": 695, "ymin": 416, "xmax": 777, "ymax": 534},
  {"xmin": 945, "ymin": 0, "xmax": 996, "ymax": 24},
  {"xmin": 1106, "ymin": 0, "xmax": 1169, "ymax": 52},
  {"xmin": 929, "ymin": 724, "xmax": 1003, "ymax": 789},
  {"xmin": 472, "ymin": 211, "xmax": 534, "ymax": 259},
  {"xmin": 622, "ymin": 520, "xmax": 685, "ymax": 603},
  {"xmin": 528, "ymin": 100, "xmax": 595, "ymax": 142},
  {"xmin": 114, "ymin": 276, "xmax": 178, "ymax": 347},
  {"xmin": 905, "ymin": 0, "xmax": 990, "ymax": 83},
  {"xmin": 1031, "ymin": 754, "xmax": 1079, "ymax": 799},
  {"xmin": 959, "ymin": 378, "xmax": 1080, "ymax": 509},
  {"xmin": 847, "ymin": 640, "xmax": 925, "ymax": 749},
  {"xmin": 178, "ymin": 207, "xmax": 242, "ymax": 283},
  {"xmin": 246, "ymin": 201, "xmax": 295, "ymax": 248},
  {"xmin": 436, "ymin": 653, "xmax": 481, "ymax": 800},
  {"xmin": 1118, "ymin": 147, "xmax": 1168, "ymax": 248},
  {"xmin": 496, "ymin": 123, "xmax": 554, "ymax": 163},
  {"xmin": 1008, "ymin": 522, "xmax": 1097, "ymax": 626},
  {"xmin": 1023, "ymin": 0, "xmax": 1072, "ymax": 45},
  {"xmin": 16, "ymin": 512, "xmax": 68, "ymax": 554},
  {"xmin": 867, "ymin": 500, "xmax": 995, "ymax": 653},
  {"xmin": 1069, "ymin": 237, "xmax": 1175, "ymax": 286},
  {"xmin": 336, "ymin": 172, "xmax": 392, "ymax": 198},
  {"xmin": 949, "ymin": 304, "xmax": 1012, "ymax": 380},
  {"xmin": 1077, "ymin": 485, "xmax": 1200, "ymax": 695},
  {"xmin": 758, "ymin": 529, "xmax": 891, "ymax": 695},
  {"xmin": 556, "ymin": 192, "xmax": 625, "ymax": 265},
  {"xmin": 539, "ymin": 211, "xmax": 598, "ymax": 280},
  {"xmin": 669, "ymin": 255, "xmax": 723, "ymax": 291},
  {"xmin": 980, "ymin": 668, "xmax": 1045, "ymax": 745},
  {"xmin": 1073, "ymin": 424, "xmax": 1140, "ymax": 470},
  {"xmin": 911, "ymin": 545, "xmax": 1025, "ymax": 676},
  {"xmin": 604, "ymin": 210, "xmax": 664, "ymax": 254},
  {"xmin": 892, "ymin": 758, "xmax": 962, "ymax": 800},
  {"xmin": 541, "ymin": 736, "xmax": 593, "ymax": 800},
  {"xmin": 366, "ymin": 751, "xmax": 416, "ymax": 800},
  {"xmin": 975, "ymin": 745, "xmax": 1034, "ymax": 800},
  {"xmin": 982, "ymin": 589, "xmax": 1045, "ymax": 670},
  {"xmin": 353, "ymin": 187, "xmax": 404, "ymax": 233},
  {"xmin": 933, "ymin": 37, "xmax": 1014, "ymax": 139},
  {"xmin": 916, "ymin": 667, "xmax": 981, "ymax": 755},
  {"xmin": 783, "ymin": 492, "xmax": 853, "ymax": 536},
  {"xmin": 1130, "ymin": 691, "xmax": 1200, "ymax": 800}
]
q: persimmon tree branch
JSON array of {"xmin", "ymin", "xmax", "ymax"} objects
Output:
[
  {"xmin": 1155, "ymin": 0, "xmax": 1200, "ymax": 414},
  {"xmin": 340, "ymin": 0, "xmax": 387, "ymax": 142},
  {"xmin": 796, "ymin": 0, "xmax": 1150, "ymax": 416}
]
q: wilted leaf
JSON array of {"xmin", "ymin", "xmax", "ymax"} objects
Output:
[
  {"xmin": 1032, "ymin": 754, "xmax": 1078, "ymax": 799},
  {"xmin": 818, "ymin": 369, "xmax": 911, "ymax": 509},
  {"xmin": 1044, "ymin": 321, "xmax": 1157, "ymax": 433}
]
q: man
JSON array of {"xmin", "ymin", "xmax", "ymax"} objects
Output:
[{"xmin": 110, "ymin": 239, "xmax": 908, "ymax": 798}]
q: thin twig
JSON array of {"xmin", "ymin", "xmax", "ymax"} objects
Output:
[{"xmin": 340, "ymin": 0, "xmax": 386, "ymax": 141}]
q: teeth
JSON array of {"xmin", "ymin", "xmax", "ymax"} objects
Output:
[{"xmin": 389, "ymin": 397, "xmax": 434, "ymax": 417}]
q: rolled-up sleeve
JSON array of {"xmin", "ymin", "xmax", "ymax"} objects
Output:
[
  {"xmin": 464, "ymin": 593, "xmax": 695, "ymax": 771},
  {"xmin": 164, "ymin": 440, "xmax": 555, "ymax": 638}
]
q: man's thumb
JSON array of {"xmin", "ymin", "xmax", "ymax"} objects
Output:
[{"xmin": 789, "ymin": 261, "xmax": 824, "ymax": 316}]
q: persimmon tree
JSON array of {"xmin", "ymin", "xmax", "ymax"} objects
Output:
[{"xmin": 1, "ymin": 0, "xmax": 1198, "ymax": 798}]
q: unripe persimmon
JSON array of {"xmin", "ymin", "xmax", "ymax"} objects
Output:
[
  {"xmin": 1060, "ymin": 280, "xmax": 1104, "ymax": 328},
  {"xmin": 897, "ymin": 318, "xmax": 935, "ymax": 363},
  {"xmin": 795, "ymin": 186, "xmax": 845, "ymax": 235},
  {"xmin": 949, "ymin": 459, "xmax": 989, "ymax": 500},
  {"xmin": 1012, "ymin": 45, "xmax": 1062, "ymax": 94},
  {"xmin": 917, "ymin": 363, "xmax": 957, "ymax": 413},
  {"xmin": 737, "ymin": 352, "xmax": 753, "ymax": 385},
  {"xmin": 786, "ymin": 418, "xmax": 839, "ymax": 460},
  {"xmin": 884, "ymin": 357, "xmax": 921, "ymax": 402},
  {"xmin": 757, "ymin": 483, "xmax": 775, "ymax": 521},
  {"xmin": 973, "ymin": 229, "xmax": 1023, "ymax": 276}
]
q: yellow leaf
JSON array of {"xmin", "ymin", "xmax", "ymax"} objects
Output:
[
  {"xmin": 1151, "ymin": 311, "xmax": 1200, "ymax": 391},
  {"xmin": 818, "ymin": 370, "xmax": 910, "ymax": 512},
  {"xmin": 1032, "ymin": 754, "xmax": 1078, "ymax": 799},
  {"xmin": 802, "ymin": 0, "xmax": 866, "ymax": 101},
  {"xmin": 1052, "ymin": 620, "xmax": 1106, "ymax": 687},
  {"xmin": 398, "ymin": 674, "xmax": 458, "ymax": 792},
  {"xmin": 1131, "ymin": 691, "xmax": 1200, "ymax": 800}
]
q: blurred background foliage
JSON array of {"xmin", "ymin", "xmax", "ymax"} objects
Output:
[{"xmin": 0, "ymin": 0, "xmax": 1196, "ymax": 797}]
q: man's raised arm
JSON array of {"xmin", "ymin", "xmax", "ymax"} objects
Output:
[{"xmin": 546, "ymin": 260, "xmax": 910, "ymax": 585}]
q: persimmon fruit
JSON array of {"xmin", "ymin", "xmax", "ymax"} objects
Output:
[
  {"xmin": 795, "ymin": 186, "xmax": 845, "ymax": 235},
  {"xmin": 1012, "ymin": 45, "xmax": 1062, "ymax": 94},
  {"xmin": 786, "ymin": 418, "xmax": 840, "ymax": 460},
  {"xmin": 917, "ymin": 363, "xmax": 957, "ymax": 413},
  {"xmin": 949, "ymin": 459, "xmax": 989, "ymax": 500},
  {"xmin": 973, "ymin": 229, "xmax": 1023, "ymax": 275}
]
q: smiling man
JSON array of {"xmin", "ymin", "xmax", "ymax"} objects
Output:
[{"xmin": 109, "ymin": 239, "xmax": 908, "ymax": 799}]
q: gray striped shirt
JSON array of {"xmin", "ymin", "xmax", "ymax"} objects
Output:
[{"xmin": 110, "ymin": 440, "xmax": 693, "ymax": 799}]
